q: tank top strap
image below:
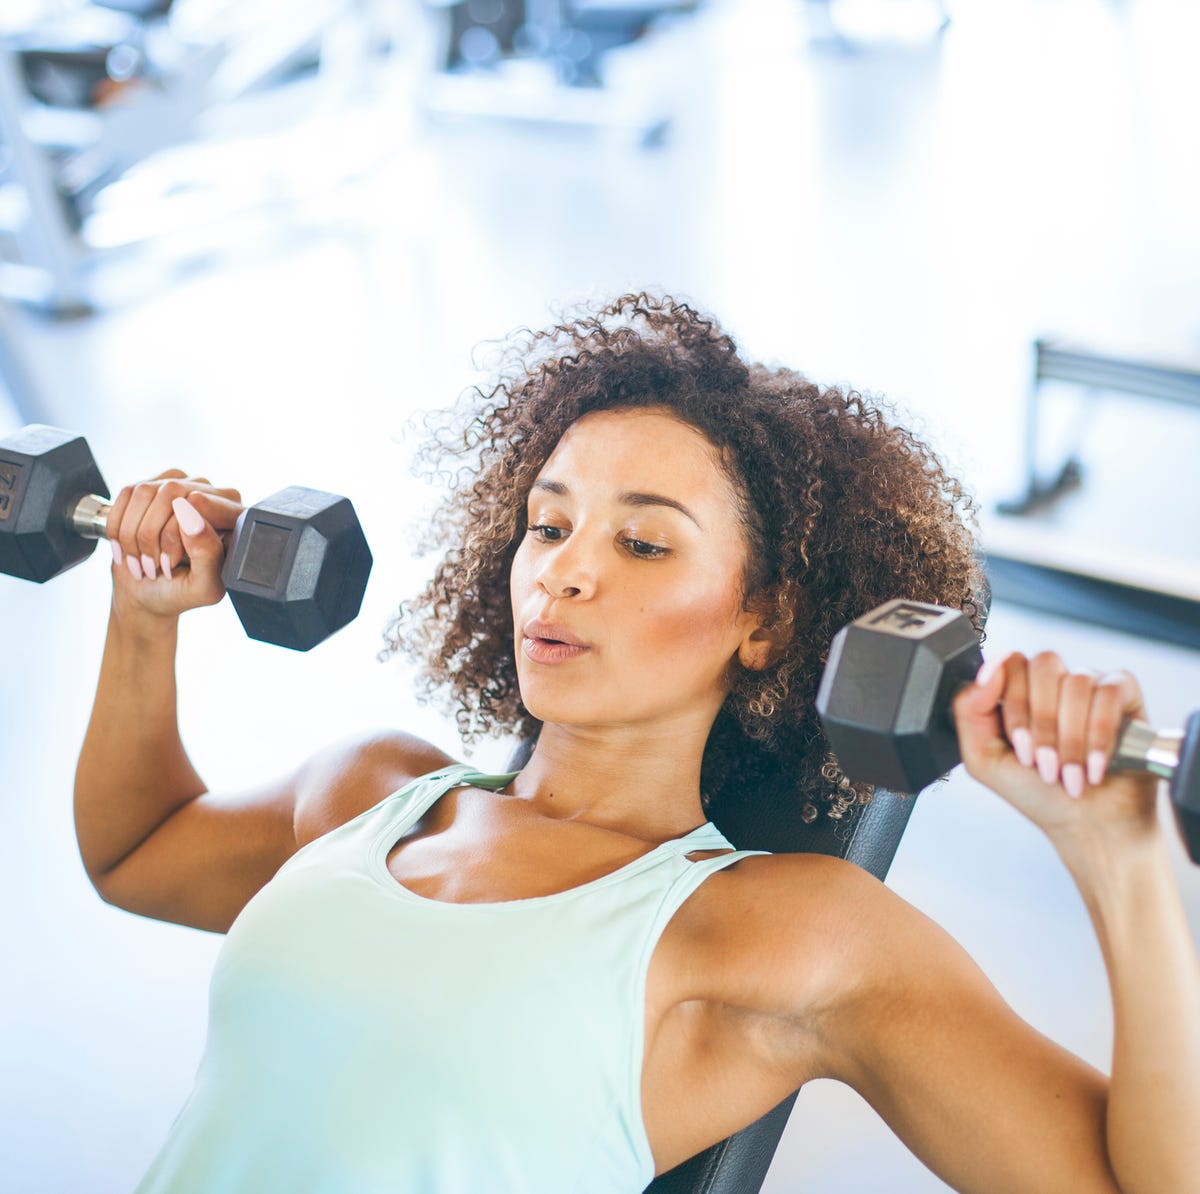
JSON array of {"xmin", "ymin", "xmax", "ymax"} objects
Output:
[
  {"xmin": 390, "ymin": 764, "xmax": 520, "ymax": 823},
  {"xmin": 457, "ymin": 767, "xmax": 522, "ymax": 790},
  {"xmin": 646, "ymin": 821, "xmax": 769, "ymax": 919},
  {"xmin": 636, "ymin": 829, "xmax": 771, "ymax": 999}
]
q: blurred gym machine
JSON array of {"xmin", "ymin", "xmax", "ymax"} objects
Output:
[
  {"xmin": 0, "ymin": 0, "xmax": 386, "ymax": 316},
  {"xmin": 999, "ymin": 339, "xmax": 1200, "ymax": 518},
  {"xmin": 988, "ymin": 338, "xmax": 1200, "ymax": 650},
  {"xmin": 421, "ymin": 0, "xmax": 700, "ymax": 146},
  {"xmin": 0, "ymin": 296, "xmax": 47, "ymax": 423},
  {"xmin": 801, "ymin": 0, "xmax": 951, "ymax": 52}
]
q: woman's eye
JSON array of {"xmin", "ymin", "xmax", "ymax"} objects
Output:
[
  {"xmin": 624, "ymin": 538, "xmax": 668, "ymax": 559},
  {"xmin": 529, "ymin": 524, "xmax": 566, "ymax": 542}
]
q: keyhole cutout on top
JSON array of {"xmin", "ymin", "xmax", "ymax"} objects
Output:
[{"xmin": 684, "ymin": 849, "xmax": 735, "ymax": 865}]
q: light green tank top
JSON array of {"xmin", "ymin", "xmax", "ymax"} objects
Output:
[{"xmin": 134, "ymin": 764, "xmax": 768, "ymax": 1193}]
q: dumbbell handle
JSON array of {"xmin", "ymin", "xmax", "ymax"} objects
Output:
[
  {"xmin": 1110, "ymin": 721, "xmax": 1185, "ymax": 781},
  {"xmin": 1070, "ymin": 712, "xmax": 1200, "ymax": 864},
  {"xmin": 69, "ymin": 493, "xmax": 111, "ymax": 539},
  {"xmin": 67, "ymin": 493, "xmax": 227, "ymax": 544}
]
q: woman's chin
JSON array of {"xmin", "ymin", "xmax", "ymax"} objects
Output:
[
  {"xmin": 522, "ymin": 701, "xmax": 602, "ymax": 727},
  {"xmin": 518, "ymin": 688, "xmax": 619, "ymax": 730}
]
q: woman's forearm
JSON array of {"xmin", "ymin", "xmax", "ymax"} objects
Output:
[
  {"xmin": 1063, "ymin": 826, "xmax": 1200, "ymax": 1194},
  {"xmin": 74, "ymin": 601, "xmax": 207, "ymax": 884}
]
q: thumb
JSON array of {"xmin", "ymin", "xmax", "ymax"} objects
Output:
[
  {"xmin": 171, "ymin": 496, "xmax": 227, "ymax": 595},
  {"xmin": 952, "ymin": 655, "xmax": 1009, "ymax": 768}
]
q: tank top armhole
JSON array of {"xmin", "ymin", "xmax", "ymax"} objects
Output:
[
  {"xmin": 642, "ymin": 847, "xmax": 771, "ymax": 959},
  {"xmin": 626, "ymin": 847, "xmax": 771, "ymax": 1176}
]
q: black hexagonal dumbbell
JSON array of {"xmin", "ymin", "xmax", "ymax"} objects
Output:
[
  {"xmin": 815, "ymin": 598, "xmax": 1200, "ymax": 864},
  {"xmin": 0, "ymin": 424, "xmax": 372, "ymax": 652}
]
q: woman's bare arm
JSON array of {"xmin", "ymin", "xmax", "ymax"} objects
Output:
[
  {"xmin": 826, "ymin": 656, "xmax": 1200, "ymax": 1193},
  {"xmin": 74, "ymin": 599, "xmax": 303, "ymax": 934},
  {"xmin": 948, "ymin": 654, "xmax": 1200, "ymax": 1194},
  {"xmin": 709, "ymin": 854, "xmax": 1120, "ymax": 1192},
  {"xmin": 717, "ymin": 652, "xmax": 1199, "ymax": 1193},
  {"xmin": 74, "ymin": 473, "xmax": 451, "ymax": 934},
  {"xmin": 75, "ymin": 476, "xmax": 247, "ymax": 902},
  {"xmin": 817, "ymin": 879, "xmax": 1122, "ymax": 1193}
]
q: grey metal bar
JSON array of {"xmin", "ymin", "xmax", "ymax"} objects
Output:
[
  {"xmin": 0, "ymin": 296, "xmax": 48, "ymax": 423},
  {"xmin": 0, "ymin": 45, "xmax": 91, "ymax": 314},
  {"xmin": 1000, "ymin": 337, "xmax": 1200, "ymax": 516},
  {"xmin": 1037, "ymin": 339, "xmax": 1200, "ymax": 409}
]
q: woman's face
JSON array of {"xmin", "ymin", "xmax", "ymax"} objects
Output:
[{"xmin": 510, "ymin": 407, "xmax": 766, "ymax": 733}]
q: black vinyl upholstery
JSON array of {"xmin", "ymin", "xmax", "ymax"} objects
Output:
[{"xmin": 503, "ymin": 737, "xmax": 920, "ymax": 1194}]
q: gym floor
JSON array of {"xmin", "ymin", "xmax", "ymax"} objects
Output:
[{"xmin": 3, "ymin": 0, "xmax": 1199, "ymax": 1190}]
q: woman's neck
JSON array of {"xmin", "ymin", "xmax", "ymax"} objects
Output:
[{"xmin": 507, "ymin": 721, "xmax": 710, "ymax": 844}]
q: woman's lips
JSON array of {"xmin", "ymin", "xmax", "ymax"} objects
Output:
[{"xmin": 522, "ymin": 636, "xmax": 591, "ymax": 664}]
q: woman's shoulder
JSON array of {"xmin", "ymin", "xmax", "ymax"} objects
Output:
[
  {"xmin": 695, "ymin": 848, "xmax": 890, "ymax": 919},
  {"xmin": 675, "ymin": 850, "xmax": 916, "ymax": 1022},
  {"xmin": 292, "ymin": 730, "xmax": 459, "ymax": 846}
]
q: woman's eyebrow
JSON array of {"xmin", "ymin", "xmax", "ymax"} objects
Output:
[{"xmin": 531, "ymin": 478, "xmax": 701, "ymax": 528}]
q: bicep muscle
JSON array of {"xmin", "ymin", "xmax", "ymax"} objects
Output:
[{"xmin": 823, "ymin": 891, "xmax": 1119, "ymax": 1194}]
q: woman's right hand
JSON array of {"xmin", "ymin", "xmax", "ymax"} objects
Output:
[{"xmin": 105, "ymin": 471, "xmax": 244, "ymax": 620}]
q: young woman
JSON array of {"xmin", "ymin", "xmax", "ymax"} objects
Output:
[{"xmin": 76, "ymin": 294, "xmax": 1200, "ymax": 1193}]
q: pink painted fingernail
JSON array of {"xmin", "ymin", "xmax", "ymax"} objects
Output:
[
  {"xmin": 141, "ymin": 553, "xmax": 157, "ymax": 581},
  {"xmin": 976, "ymin": 658, "xmax": 1001, "ymax": 686},
  {"xmin": 1062, "ymin": 763, "xmax": 1084, "ymax": 799},
  {"xmin": 172, "ymin": 497, "xmax": 205, "ymax": 537},
  {"xmin": 160, "ymin": 552, "xmax": 173, "ymax": 581},
  {"xmin": 110, "ymin": 539, "xmax": 124, "ymax": 566},
  {"xmin": 1010, "ymin": 727, "xmax": 1034, "ymax": 768},
  {"xmin": 1087, "ymin": 751, "xmax": 1107, "ymax": 787},
  {"xmin": 1036, "ymin": 746, "xmax": 1059, "ymax": 786},
  {"xmin": 126, "ymin": 554, "xmax": 143, "ymax": 581}
]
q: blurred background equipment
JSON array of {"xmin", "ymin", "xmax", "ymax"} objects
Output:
[
  {"xmin": 422, "ymin": 0, "xmax": 701, "ymax": 144},
  {"xmin": 0, "ymin": 0, "xmax": 393, "ymax": 314},
  {"xmin": 0, "ymin": 294, "xmax": 46, "ymax": 420},
  {"xmin": 987, "ymin": 336, "xmax": 1200, "ymax": 650},
  {"xmin": 999, "ymin": 340, "xmax": 1200, "ymax": 518}
]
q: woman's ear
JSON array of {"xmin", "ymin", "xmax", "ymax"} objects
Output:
[
  {"xmin": 736, "ymin": 583, "xmax": 800, "ymax": 671},
  {"xmin": 737, "ymin": 623, "xmax": 789, "ymax": 672}
]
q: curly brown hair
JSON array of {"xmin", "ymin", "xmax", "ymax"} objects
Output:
[{"xmin": 383, "ymin": 292, "xmax": 986, "ymax": 820}]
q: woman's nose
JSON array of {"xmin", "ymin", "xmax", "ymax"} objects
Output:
[{"xmin": 537, "ymin": 536, "xmax": 597, "ymax": 600}]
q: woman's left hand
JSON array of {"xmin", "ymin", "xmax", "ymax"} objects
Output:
[{"xmin": 952, "ymin": 652, "xmax": 1163, "ymax": 863}]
